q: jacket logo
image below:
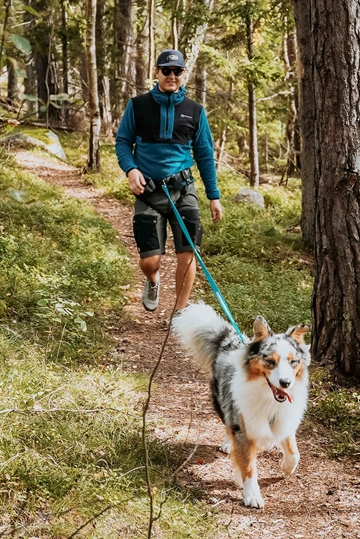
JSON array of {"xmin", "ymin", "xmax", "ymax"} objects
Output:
[{"xmin": 181, "ymin": 114, "xmax": 192, "ymax": 119}]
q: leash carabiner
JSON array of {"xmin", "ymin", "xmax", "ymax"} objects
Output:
[{"xmin": 162, "ymin": 182, "xmax": 245, "ymax": 343}]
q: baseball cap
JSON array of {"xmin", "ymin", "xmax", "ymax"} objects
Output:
[{"xmin": 156, "ymin": 49, "xmax": 186, "ymax": 68}]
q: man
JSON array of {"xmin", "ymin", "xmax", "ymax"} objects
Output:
[{"xmin": 115, "ymin": 49, "xmax": 222, "ymax": 312}]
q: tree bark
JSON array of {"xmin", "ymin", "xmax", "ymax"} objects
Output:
[
  {"xmin": 7, "ymin": 59, "xmax": 18, "ymax": 102},
  {"xmin": 148, "ymin": 0, "xmax": 155, "ymax": 85},
  {"xmin": 0, "ymin": 0, "xmax": 11, "ymax": 73},
  {"xmin": 135, "ymin": 1, "xmax": 147, "ymax": 95},
  {"xmin": 195, "ymin": 55, "xmax": 206, "ymax": 106},
  {"xmin": 178, "ymin": 0, "xmax": 214, "ymax": 86},
  {"xmin": 294, "ymin": 0, "xmax": 316, "ymax": 248},
  {"xmin": 60, "ymin": 0, "xmax": 69, "ymax": 95},
  {"xmin": 246, "ymin": 5, "xmax": 259, "ymax": 189},
  {"xmin": 309, "ymin": 0, "xmax": 360, "ymax": 379},
  {"xmin": 86, "ymin": 0, "xmax": 101, "ymax": 171},
  {"xmin": 96, "ymin": 0, "xmax": 112, "ymax": 135}
]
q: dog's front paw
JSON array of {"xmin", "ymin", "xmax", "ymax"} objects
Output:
[
  {"xmin": 243, "ymin": 479, "xmax": 264, "ymax": 509},
  {"xmin": 219, "ymin": 433, "xmax": 231, "ymax": 454},
  {"xmin": 220, "ymin": 440, "xmax": 231, "ymax": 454},
  {"xmin": 243, "ymin": 493, "xmax": 264, "ymax": 509},
  {"xmin": 280, "ymin": 453, "xmax": 300, "ymax": 477}
]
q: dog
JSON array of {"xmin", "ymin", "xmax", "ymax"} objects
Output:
[{"xmin": 172, "ymin": 302, "xmax": 310, "ymax": 509}]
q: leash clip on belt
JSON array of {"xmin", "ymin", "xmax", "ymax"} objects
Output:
[{"xmin": 161, "ymin": 182, "xmax": 245, "ymax": 343}]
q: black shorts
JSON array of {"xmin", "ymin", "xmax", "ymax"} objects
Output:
[{"xmin": 132, "ymin": 183, "xmax": 203, "ymax": 258}]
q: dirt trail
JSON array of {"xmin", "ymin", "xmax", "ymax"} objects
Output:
[{"xmin": 14, "ymin": 151, "xmax": 360, "ymax": 539}]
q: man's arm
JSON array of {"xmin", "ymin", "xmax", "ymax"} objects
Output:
[
  {"xmin": 192, "ymin": 107, "xmax": 220, "ymax": 201},
  {"xmin": 210, "ymin": 199, "xmax": 222, "ymax": 223},
  {"xmin": 193, "ymin": 107, "xmax": 222, "ymax": 221},
  {"xmin": 115, "ymin": 100, "xmax": 138, "ymax": 175}
]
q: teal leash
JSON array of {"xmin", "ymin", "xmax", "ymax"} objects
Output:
[{"xmin": 162, "ymin": 183, "xmax": 245, "ymax": 343}]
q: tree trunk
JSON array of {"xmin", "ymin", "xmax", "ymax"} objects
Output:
[
  {"xmin": 148, "ymin": 0, "xmax": 155, "ymax": 85},
  {"xmin": 60, "ymin": 0, "xmax": 69, "ymax": 95},
  {"xmin": 178, "ymin": 0, "xmax": 214, "ymax": 86},
  {"xmin": 86, "ymin": 0, "xmax": 101, "ymax": 171},
  {"xmin": 135, "ymin": 0, "xmax": 147, "ymax": 95},
  {"xmin": 171, "ymin": 0, "xmax": 181, "ymax": 49},
  {"xmin": 25, "ymin": 58, "xmax": 36, "ymax": 114},
  {"xmin": 283, "ymin": 22, "xmax": 298, "ymax": 177},
  {"xmin": 96, "ymin": 0, "xmax": 112, "ymax": 135},
  {"xmin": 309, "ymin": 0, "xmax": 360, "ymax": 379},
  {"xmin": 80, "ymin": 51, "xmax": 89, "ymax": 103},
  {"xmin": 294, "ymin": 0, "xmax": 316, "ymax": 248},
  {"xmin": 7, "ymin": 59, "xmax": 18, "ymax": 103},
  {"xmin": 0, "ymin": 0, "xmax": 11, "ymax": 73},
  {"xmin": 35, "ymin": 53, "xmax": 48, "ymax": 119},
  {"xmin": 195, "ymin": 55, "xmax": 206, "ymax": 106},
  {"xmin": 246, "ymin": 6, "xmax": 259, "ymax": 189},
  {"xmin": 119, "ymin": 0, "xmax": 134, "ymax": 101}
]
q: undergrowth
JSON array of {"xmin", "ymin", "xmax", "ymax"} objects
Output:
[
  {"xmin": 57, "ymin": 128, "xmax": 359, "ymax": 460},
  {"xmin": 0, "ymin": 145, "xmax": 222, "ymax": 537},
  {"xmin": 305, "ymin": 368, "xmax": 360, "ymax": 457},
  {"xmin": 1, "ymin": 126, "xmax": 359, "ymax": 537}
]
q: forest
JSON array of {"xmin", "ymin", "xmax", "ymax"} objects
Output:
[{"xmin": 0, "ymin": 0, "xmax": 359, "ymax": 537}]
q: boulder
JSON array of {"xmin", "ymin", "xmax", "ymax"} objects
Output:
[
  {"xmin": 233, "ymin": 187, "xmax": 265, "ymax": 209},
  {"xmin": 2, "ymin": 130, "xmax": 67, "ymax": 161}
]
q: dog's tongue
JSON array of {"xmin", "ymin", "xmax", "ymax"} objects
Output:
[{"xmin": 272, "ymin": 386, "xmax": 293, "ymax": 403}]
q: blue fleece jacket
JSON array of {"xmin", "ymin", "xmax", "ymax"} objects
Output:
[{"xmin": 115, "ymin": 83, "xmax": 220, "ymax": 200}]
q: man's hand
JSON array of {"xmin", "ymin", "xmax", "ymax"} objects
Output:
[
  {"xmin": 128, "ymin": 169, "xmax": 146, "ymax": 195},
  {"xmin": 210, "ymin": 199, "xmax": 222, "ymax": 224}
]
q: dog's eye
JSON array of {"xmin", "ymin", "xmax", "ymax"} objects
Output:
[
  {"xmin": 290, "ymin": 359, "xmax": 300, "ymax": 367},
  {"xmin": 265, "ymin": 359, "xmax": 276, "ymax": 368}
]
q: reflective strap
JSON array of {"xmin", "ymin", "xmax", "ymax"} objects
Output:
[{"xmin": 162, "ymin": 183, "xmax": 245, "ymax": 343}]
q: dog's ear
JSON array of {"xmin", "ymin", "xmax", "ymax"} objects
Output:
[
  {"xmin": 253, "ymin": 316, "xmax": 272, "ymax": 341},
  {"xmin": 286, "ymin": 324, "xmax": 309, "ymax": 344}
]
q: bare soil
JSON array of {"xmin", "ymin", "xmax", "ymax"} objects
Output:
[{"xmin": 14, "ymin": 151, "xmax": 360, "ymax": 539}]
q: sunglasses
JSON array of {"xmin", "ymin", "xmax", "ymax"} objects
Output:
[{"xmin": 160, "ymin": 67, "xmax": 184, "ymax": 77}]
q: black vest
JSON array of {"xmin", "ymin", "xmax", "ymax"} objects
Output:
[{"xmin": 131, "ymin": 92, "xmax": 202, "ymax": 144}]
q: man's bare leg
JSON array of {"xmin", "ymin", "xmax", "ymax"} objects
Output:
[
  {"xmin": 175, "ymin": 251, "xmax": 196, "ymax": 310},
  {"xmin": 139, "ymin": 255, "xmax": 161, "ymax": 282}
]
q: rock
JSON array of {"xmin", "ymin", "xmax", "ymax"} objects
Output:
[
  {"xmin": 2, "ymin": 130, "xmax": 67, "ymax": 161},
  {"xmin": 233, "ymin": 187, "xmax": 265, "ymax": 209},
  {"xmin": 44, "ymin": 131, "xmax": 67, "ymax": 160}
]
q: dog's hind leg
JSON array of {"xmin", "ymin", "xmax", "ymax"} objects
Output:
[
  {"xmin": 280, "ymin": 434, "xmax": 300, "ymax": 477},
  {"xmin": 226, "ymin": 427, "xmax": 264, "ymax": 509}
]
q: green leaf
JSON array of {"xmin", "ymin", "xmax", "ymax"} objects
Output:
[
  {"xmin": 14, "ymin": 67, "xmax": 27, "ymax": 78},
  {"xmin": 49, "ymin": 93, "xmax": 69, "ymax": 102},
  {"xmin": 19, "ymin": 93, "xmax": 39, "ymax": 102},
  {"xmin": 37, "ymin": 299, "xmax": 48, "ymax": 306},
  {"xmin": 22, "ymin": 4, "xmax": 40, "ymax": 16},
  {"xmin": 74, "ymin": 317, "xmax": 87, "ymax": 332},
  {"xmin": 11, "ymin": 34, "xmax": 32, "ymax": 54},
  {"xmin": 7, "ymin": 188, "xmax": 27, "ymax": 203},
  {"xmin": 39, "ymin": 105, "xmax": 47, "ymax": 112}
]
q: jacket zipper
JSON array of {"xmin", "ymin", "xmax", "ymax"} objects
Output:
[{"xmin": 165, "ymin": 93, "xmax": 171, "ymax": 137}]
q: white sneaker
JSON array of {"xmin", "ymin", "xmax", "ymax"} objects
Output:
[{"xmin": 142, "ymin": 276, "xmax": 160, "ymax": 311}]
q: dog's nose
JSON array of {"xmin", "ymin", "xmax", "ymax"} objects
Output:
[{"xmin": 279, "ymin": 379, "xmax": 291, "ymax": 388}]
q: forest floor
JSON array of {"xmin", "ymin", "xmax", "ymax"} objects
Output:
[{"xmin": 13, "ymin": 149, "xmax": 360, "ymax": 539}]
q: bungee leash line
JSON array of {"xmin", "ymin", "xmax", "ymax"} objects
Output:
[{"xmin": 161, "ymin": 182, "xmax": 245, "ymax": 343}]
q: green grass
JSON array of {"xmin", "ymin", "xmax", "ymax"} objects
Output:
[
  {"xmin": 58, "ymin": 131, "xmax": 134, "ymax": 204},
  {"xmin": 0, "ymin": 153, "xmax": 132, "ymax": 364},
  {"xmin": 0, "ymin": 346, "xmax": 219, "ymax": 537},
  {"xmin": 194, "ymin": 172, "xmax": 312, "ymax": 334},
  {"xmin": 1, "ymin": 125, "xmax": 358, "ymax": 536},
  {"xmin": 0, "ymin": 146, "xmax": 223, "ymax": 537},
  {"xmin": 305, "ymin": 368, "xmax": 360, "ymax": 457}
]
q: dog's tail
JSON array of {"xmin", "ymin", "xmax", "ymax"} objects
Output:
[{"xmin": 172, "ymin": 302, "xmax": 242, "ymax": 373}]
